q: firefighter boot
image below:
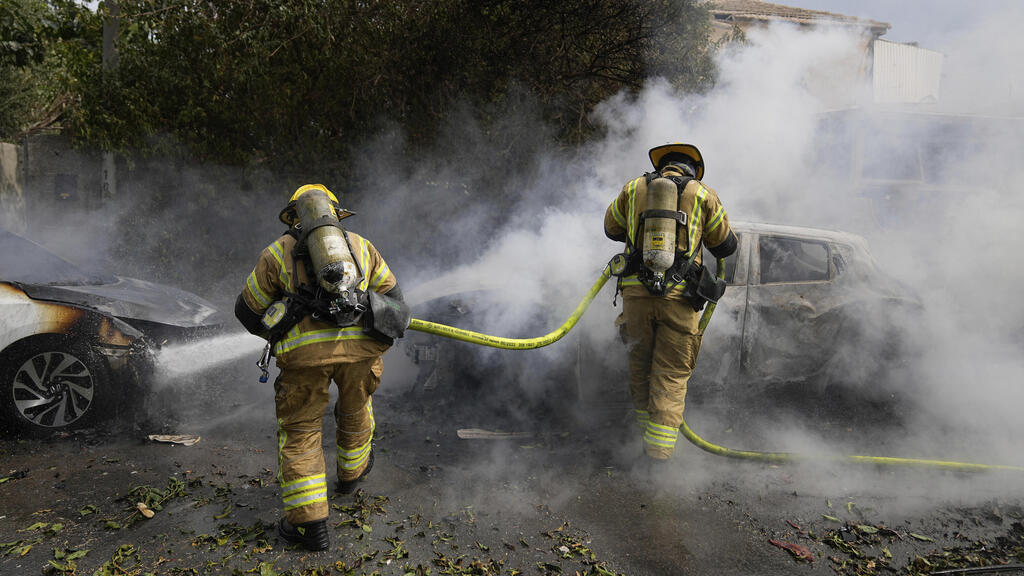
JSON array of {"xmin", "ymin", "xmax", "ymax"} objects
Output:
[
  {"xmin": 278, "ymin": 518, "xmax": 330, "ymax": 551},
  {"xmin": 336, "ymin": 448, "xmax": 374, "ymax": 494}
]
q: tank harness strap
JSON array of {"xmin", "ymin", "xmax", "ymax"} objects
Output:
[
  {"xmin": 291, "ymin": 218, "xmax": 347, "ymax": 250},
  {"xmin": 639, "ymin": 209, "xmax": 688, "ymax": 226}
]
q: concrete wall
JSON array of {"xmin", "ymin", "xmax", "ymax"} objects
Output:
[{"xmin": 0, "ymin": 142, "xmax": 26, "ymax": 234}]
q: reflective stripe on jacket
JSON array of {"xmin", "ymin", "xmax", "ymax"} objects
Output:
[
  {"xmin": 240, "ymin": 230, "xmax": 396, "ymax": 367},
  {"xmin": 603, "ymin": 167, "xmax": 733, "ymax": 301}
]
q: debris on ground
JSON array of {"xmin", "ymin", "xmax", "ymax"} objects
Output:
[
  {"xmin": 146, "ymin": 434, "xmax": 201, "ymax": 446},
  {"xmin": 768, "ymin": 538, "xmax": 814, "ymax": 562},
  {"xmin": 456, "ymin": 428, "xmax": 535, "ymax": 439}
]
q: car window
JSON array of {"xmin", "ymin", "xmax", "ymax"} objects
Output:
[
  {"xmin": 759, "ymin": 236, "xmax": 829, "ymax": 284},
  {"xmin": 702, "ymin": 233, "xmax": 740, "ymax": 285},
  {"xmin": 0, "ymin": 229, "xmax": 114, "ymax": 285}
]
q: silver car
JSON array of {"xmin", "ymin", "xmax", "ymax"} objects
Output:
[
  {"xmin": 402, "ymin": 222, "xmax": 920, "ymax": 409},
  {"xmin": 1, "ymin": 229, "xmax": 223, "ymax": 434}
]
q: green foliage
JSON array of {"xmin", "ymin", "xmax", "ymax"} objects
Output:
[
  {"xmin": 59, "ymin": 0, "xmax": 714, "ymax": 169},
  {"xmin": 0, "ymin": 0, "xmax": 100, "ymax": 138}
]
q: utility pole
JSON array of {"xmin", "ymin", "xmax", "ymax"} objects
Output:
[{"xmin": 101, "ymin": 0, "xmax": 119, "ymax": 205}]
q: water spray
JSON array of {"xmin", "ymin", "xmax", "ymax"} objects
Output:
[{"xmin": 153, "ymin": 332, "xmax": 266, "ymax": 381}]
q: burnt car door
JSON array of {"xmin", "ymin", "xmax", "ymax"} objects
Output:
[
  {"xmin": 742, "ymin": 233, "xmax": 842, "ymax": 382},
  {"xmin": 692, "ymin": 233, "xmax": 749, "ymax": 389}
]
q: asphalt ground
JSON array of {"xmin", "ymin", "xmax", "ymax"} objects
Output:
[{"xmin": 3, "ymin": 347, "xmax": 1024, "ymax": 576}]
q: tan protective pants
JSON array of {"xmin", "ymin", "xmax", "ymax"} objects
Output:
[
  {"xmin": 274, "ymin": 356, "xmax": 381, "ymax": 525},
  {"xmin": 621, "ymin": 296, "xmax": 702, "ymax": 460}
]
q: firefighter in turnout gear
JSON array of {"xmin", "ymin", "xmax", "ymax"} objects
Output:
[
  {"xmin": 235, "ymin": 184, "xmax": 408, "ymax": 551},
  {"xmin": 604, "ymin": 144, "xmax": 738, "ymax": 462}
]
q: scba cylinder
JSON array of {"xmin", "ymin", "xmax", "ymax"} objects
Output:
[
  {"xmin": 295, "ymin": 190, "xmax": 361, "ymax": 294},
  {"xmin": 642, "ymin": 177, "xmax": 678, "ymax": 275}
]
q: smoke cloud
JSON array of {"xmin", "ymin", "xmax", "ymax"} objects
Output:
[
  {"xmin": 358, "ymin": 12, "xmax": 1024, "ymax": 497},
  {"xmin": 9, "ymin": 2, "xmax": 1023, "ymax": 505}
]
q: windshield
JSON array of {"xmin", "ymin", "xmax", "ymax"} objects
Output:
[{"xmin": 0, "ymin": 229, "xmax": 116, "ymax": 285}]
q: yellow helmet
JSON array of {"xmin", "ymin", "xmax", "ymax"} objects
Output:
[
  {"xmin": 278, "ymin": 184, "xmax": 355, "ymax": 225},
  {"xmin": 648, "ymin": 143, "xmax": 704, "ymax": 180}
]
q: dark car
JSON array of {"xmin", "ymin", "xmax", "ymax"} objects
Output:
[{"xmin": 0, "ymin": 229, "xmax": 223, "ymax": 434}]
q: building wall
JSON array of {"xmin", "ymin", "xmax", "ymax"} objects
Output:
[
  {"xmin": 0, "ymin": 142, "xmax": 25, "ymax": 234},
  {"xmin": 21, "ymin": 134, "xmax": 103, "ymax": 229},
  {"xmin": 873, "ymin": 39, "xmax": 944, "ymax": 104}
]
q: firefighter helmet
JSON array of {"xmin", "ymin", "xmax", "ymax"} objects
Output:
[
  {"xmin": 279, "ymin": 184, "xmax": 354, "ymax": 225},
  {"xmin": 648, "ymin": 143, "xmax": 704, "ymax": 180}
]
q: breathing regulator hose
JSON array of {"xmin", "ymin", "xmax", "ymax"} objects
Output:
[{"xmin": 407, "ymin": 256, "xmax": 1024, "ymax": 473}]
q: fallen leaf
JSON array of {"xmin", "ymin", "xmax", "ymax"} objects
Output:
[
  {"xmin": 856, "ymin": 525, "xmax": 878, "ymax": 534},
  {"xmin": 769, "ymin": 539, "xmax": 814, "ymax": 563},
  {"xmin": 136, "ymin": 503, "xmax": 155, "ymax": 519},
  {"xmin": 147, "ymin": 434, "xmax": 201, "ymax": 446},
  {"xmin": 822, "ymin": 515, "xmax": 842, "ymax": 523},
  {"xmin": 909, "ymin": 533, "xmax": 934, "ymax": 542},
  {"xmin": 213, "ymin": 504, "xmax": 232, "ymax": 520}
]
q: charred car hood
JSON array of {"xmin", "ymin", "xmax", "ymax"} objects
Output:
[{"xmin": 17, "ymin": 276, "xmax": 223, "ymax": 329}]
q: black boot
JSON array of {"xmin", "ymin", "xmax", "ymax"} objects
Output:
[
  {"xmin": 278, "ymin": 518, "xmax": 330, "ymax": 551},
  {"xmin": 336, "ymin": 448, "xmax": 374, "ymax": 494}
]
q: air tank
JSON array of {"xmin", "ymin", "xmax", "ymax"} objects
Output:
[
  {"xmin": 642, "ymin": 177, "xmax": 679, "ymax": 276},
  {"xmin": 294, "ymin": 190, "xmax": 361, "ymax": 295}
]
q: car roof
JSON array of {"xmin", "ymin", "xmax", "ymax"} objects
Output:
[{"xmin": 731, "ymin": 221, "xmax": 871, "ymax": 251}]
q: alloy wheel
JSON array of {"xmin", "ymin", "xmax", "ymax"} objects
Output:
[{"xmin": 11, "ymin": 351, "xmax": 95, "ymax": 428}]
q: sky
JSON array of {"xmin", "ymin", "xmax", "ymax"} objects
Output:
[{"xmin": 783, "ymin": 0, "xmax": 1017, "ymax": 49}]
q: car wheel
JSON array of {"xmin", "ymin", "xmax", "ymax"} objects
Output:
[{"xmin": 1, "ymin": 339, "xmax": 111, "ymax": 434}]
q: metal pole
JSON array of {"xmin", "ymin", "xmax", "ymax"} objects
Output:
[{"xmin": 101, "ymin": 0, "xmax": 119, "ymax": 204}]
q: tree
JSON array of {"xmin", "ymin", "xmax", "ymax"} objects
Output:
[
  {"xmin": 0, "ymin": 0, "xmax": 100, "ymax": 139},
  {"xmin": 62, "ymin": 0, "xmax": 714, "ymax": 170}
]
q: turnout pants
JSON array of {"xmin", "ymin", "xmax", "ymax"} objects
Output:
[
  {"xmin": 621, "ymin": 296, "xmax": 702, "ymax": 460},
  {"xmin": 273, "ymin": 356, "xmax": 381, "ymax": 525}
]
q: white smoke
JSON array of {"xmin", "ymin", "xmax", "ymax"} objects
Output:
[{"xmin": 378, "ymin": 12, "xmax": 1024, "ymax": 483}]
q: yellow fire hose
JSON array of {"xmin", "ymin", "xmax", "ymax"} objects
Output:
[
  {"xmin": 407, "ymin": 267, "xmax": 615, "ymax": 349},
  {"xmin": 408, "ymin": 258, "xmax": 1024, "ymax": 473}
]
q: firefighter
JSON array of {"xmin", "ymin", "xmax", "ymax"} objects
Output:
[
  {"xmin": 235, "ymin": 184, "xmax": 407, "ymax": 551},
  {"xmin": 604, "ymin": 144, "xmax": 738, "ymax": 465}
]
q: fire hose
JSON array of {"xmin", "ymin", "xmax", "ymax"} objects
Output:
[{"xmin": 407, "ymin": 256, "xmax": 1024, "ymax": 473}]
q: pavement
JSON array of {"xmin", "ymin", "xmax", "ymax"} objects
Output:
[{"xmin": 3, "ymin": 348, "xmax": 1024, "ymax": 576}]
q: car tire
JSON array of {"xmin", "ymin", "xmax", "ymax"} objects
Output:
[{"xmin": 0, "ymin": 338, "xmax": 112, "ymax": 435}]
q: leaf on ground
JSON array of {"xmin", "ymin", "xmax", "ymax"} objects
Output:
[
  {"xmin": 822, "ymin": 515, "xmax": 842, "ymax": 523},
  {"xmin": 213, "ymin": 504, "xmax": 232, "ymax": 520},
  {"xmin": 856, "ymin": 525, "xmax": 879, "ymax": 534},
  {"xmin": 137, "ymin": 503, "xmax": 155, "ymax": 519},
  {"xmin": 80, "ymin": 505, "xmax": 99, "ymax": 517},
  {"xmin": 769, "ymin": 539, "xmax": 814, "ymax": 563},
  {"xmin": 909, "ymin": 533, "xmax": 934, "ymax": 542}
]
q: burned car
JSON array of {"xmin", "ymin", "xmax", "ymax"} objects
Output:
[
  {"xmin": 0, "ymin": 229, "xmax": 223, "ymax": 434},
  {"xmin": 401, "ymin": 222, "xmax": 920, "ymax": 411}
]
